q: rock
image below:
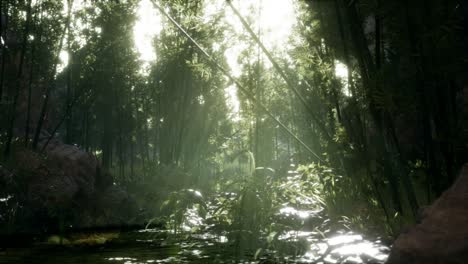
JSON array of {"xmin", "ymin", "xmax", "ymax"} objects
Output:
[
  {"xmin": 14, "ymin": 148, "xmax": 80, "ymax": 209},
  {"xmin": 38, "ymin": 132, "xmax": 98, "ymax": 199},
  {"xmin": 386, "ymin": 163, "xmax": 468, "ymax": 264},
  {"xmin": 1, "ymin": 133, "xmax": 137, "ymax": 232},
  {"xmin": 0, "ymin": 165, "xmax": 14, "ymax": 192},
  {"xmin": 91, "ymin": 185, "xmax": 139, "ymax": 227},
  {"xmin": 47, "ymin": 235, "xmax": 71, "ymax": 245}
]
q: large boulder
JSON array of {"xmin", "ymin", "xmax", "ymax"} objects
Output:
[
  {"xmin": 92, "ymin": 185, "xmax": 139, "ymax": 227},
  {"xmin": 0, "ymin": 165, "xmax": 14, "ymax": 192},
  {"xmin": 38, "ymin": 131, "xmax": 99, "ymax": 198},
  {"xmin": 1, "ymin": 131, "xmax": 137, "ymax": 232},
  {"xmin": 14, "ymin": 143, "xmax": 95, "ymax": 211},
  {"xmin": 387, "ymin": 164, "xmax": 468, "ymax": 264}
]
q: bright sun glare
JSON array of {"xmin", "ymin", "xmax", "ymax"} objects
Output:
[
  {"xmin": 55, "ymin": 0, "xmax": 303, "ymax": 121},
  {"xmin": 57, "ymin": 0, "xmax": 298, "ymax": 115},
  {"xmin": 132, "ymin": 0, "xmax": 297, "ymax": 121},
  {"xmin": 132, "ymin": 0, "xmax": 296, "ymax": 73},
  {"xmin": 134, "ymin": 0, "xmax": 162, "ymax": 72},
  {"xmin": 223, "ymin": 0, "xmax": 297, "ymax": 77},
  {"xmin": 335, "ymin": 60, "xmax": 350, "ymax": 96},
  {"xmin": 223, "ymin": 0, "xmax": 296, "ymax": 121}
]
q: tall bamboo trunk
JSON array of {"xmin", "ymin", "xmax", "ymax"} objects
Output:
[
  {"xmin": 32, "ymin": 0, "xmax": 73, "ymax": 150},
  {"xmin": 3, "ymin": 0, "xmax": 32, "ymax": 160},
  {"xmin": 65, "ymin": 29, "xmax": 73, "ymax": 144},
  {"xmin": 342, "ymin": 0, "xmax": 419, "ymax": 217},
  {"xmin": 0, "ymin": 0, "xmax": 8, "ymax": 102},
  {"xmin": 24, "ymin": 2, "xmax": 43, "ymax": 146}
]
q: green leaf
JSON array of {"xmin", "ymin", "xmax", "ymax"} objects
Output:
[{"xmin": 254, "ymin": 248, "xmax": 263, "ymax": 260}]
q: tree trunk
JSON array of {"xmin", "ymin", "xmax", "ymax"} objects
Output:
[
  {"xmin": 24, "ymin": 2, "xmax": 43, "ymax": 146},
  {"xmin": 0, "ymin": 0, "xmax": 8, "ymax": 102},
  {"xmin": 3, "ymin": 0, "xmax": 32, "ymax": 160},
  {"xmin": 32, "ymin": 0, "xmax": 73, "ymax": 150},
  {"xmin": 65, "ymin": 28, "xmax": 73, "ymax": 144}
]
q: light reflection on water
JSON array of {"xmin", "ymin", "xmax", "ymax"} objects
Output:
[
  {"xmin": 279, "ymin": 206, "xmax": 314, "ymax": 219},
  {"xmin": 275, "ymin": 204, "xmax": 389, "ymax": 263},
  {"xmin": 0, "ymin": 228, "xmax": 388, "ymax": 264},
  {"xmin": 0, "ymin": 195, "xmax": 13, "ymax": 202},
  {"xmin": 1, "ymin": 203, "xmax": 388, "ymax": 264},
  {"xmin": 294, "ymin": 232, "xmax": 389, "ymax": 264}
]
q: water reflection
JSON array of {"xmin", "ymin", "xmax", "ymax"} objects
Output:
[
  {"xmin": 307, "ymin": 232, "xmax": 389, "ymax": 263},
  {"xmin": 107, "ymin": 257, "xmax": 137, "ymax": 261},
  {"xmin": 1, "ymin": 199, "xmax": 388, "ymax": 264},
  {"xmin": 0, "ymin": 228, "xmax": 388, "ymax": 263},
  {"xmin": 279, "ymin": 206, "xmax": 312, "ymax": 219},
  {"xmin": 0, "ymin": 195, "xmax": 12, "ymax": 202}
]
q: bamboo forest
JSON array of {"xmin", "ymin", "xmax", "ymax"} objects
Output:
[{"xmin": 0, "ymin": 0, "xmax": 467, "ymax": 263}]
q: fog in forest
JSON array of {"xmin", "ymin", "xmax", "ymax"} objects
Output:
[{"xmin": 0, "ymin": 0, "xmax": 467, "ymax": 263}]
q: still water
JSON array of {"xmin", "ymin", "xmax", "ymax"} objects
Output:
[
  {"xmin": 0, "ymin": 185, "xmax": 390, "ymax": 263},
  {"xmin": 0, "ymin": 227, "xmax": 389, "ymax": 263}
]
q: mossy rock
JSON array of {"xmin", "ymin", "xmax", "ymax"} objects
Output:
[
  {"xmin": 46, "ymin": 233, "xmax": 119, "ymax": 246},
  {"xmin": 47, "ymin": 235, "xmax": 71, "ymax": 245}
]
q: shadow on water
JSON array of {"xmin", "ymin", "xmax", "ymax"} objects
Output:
[
  {"xmin": 0, "ymin": 226, "xmax": 389, "ymax": 263},
  {"xmin": 0, "ymin": 181, "xmax": 389, "ymax": 263}
]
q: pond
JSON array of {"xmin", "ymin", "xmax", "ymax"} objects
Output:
[{"xmin": 0, "ymin": 227, "xmax": 389, "ymax": 263}]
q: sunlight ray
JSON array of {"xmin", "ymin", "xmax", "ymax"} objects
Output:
[{"xmin": 133, "ymin": 0, "xmax": 162, "ymax": 72}]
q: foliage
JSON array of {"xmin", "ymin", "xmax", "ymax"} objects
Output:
[
  {"xmin": 148, "ymin": 188, "xmax": 207, "ymax": 233},
  {"xmin": 148, "ymin": 152, "xmax": 332, "ymax": 258},
  {"xmin": 0, "ymin": 0, "xmax": 467, "ymax": 246}
]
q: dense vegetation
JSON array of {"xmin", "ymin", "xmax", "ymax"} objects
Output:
[{"xmin": 0, "ymin": 0, "xmax": 467, "ymax": 259}]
